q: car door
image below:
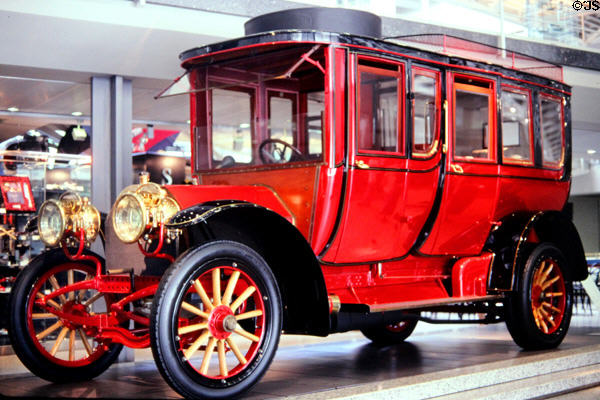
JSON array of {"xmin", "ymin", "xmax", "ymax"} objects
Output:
[
  {"xmin": 330, "ymin": 55, "xmax": 441, "ymax": 263},
  {"xmin": 419, "ymin": 73, "xmax": 499, "ymax": 256}
]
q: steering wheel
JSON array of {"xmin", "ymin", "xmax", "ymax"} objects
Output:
[{"xmin": 259, "ymin": 138, "xmax": 304, "ymax": 164}]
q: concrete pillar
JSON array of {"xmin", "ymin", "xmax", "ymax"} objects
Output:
[{"xmin": 91, "ymin": 75, "xmax": 132, "ymax": 213}]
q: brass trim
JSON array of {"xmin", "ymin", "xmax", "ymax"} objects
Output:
[
  {"xmin": 252, "ymin": 184, "xmax": 297, "ymax": 226},
  {"xmin": 328, "ymin": 294, "xmax": 341, "ymax": 314},
  {"xmin": 355, "ymin": 159, "xmax": 370, "ymax": 169},
  {"xmin": 443, "ymin": 99, "xmax": 449, "ymax": 154},
  {"xmin": 413, "ymin": 139, "xmax": 439, "ymax": 159},
  {"xmin": 450, "ymin": 164, "xmax": 464, "ymax": 174}
]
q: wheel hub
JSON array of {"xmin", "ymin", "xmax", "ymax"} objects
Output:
[
  {"xmin": 208, "ymin": 305, "xmax": 235, "ymax": 339},
  {"xmin": 531, "ymin": 285, "xmax": 542, "ymax": 308},
  {"xmin": 60, "ymin": 300, "xmax": 88, "ymax": 330}
]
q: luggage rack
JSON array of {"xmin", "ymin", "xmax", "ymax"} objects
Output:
[{"xmin": 386, "ymin": 33, "xmax": 563, "ymax": 82}]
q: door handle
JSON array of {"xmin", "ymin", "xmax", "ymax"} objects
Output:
[
  {"xmin": 355, "ymin": 160, "xmax": 370, "ymax": 169},
  {"xmin": 450, "ymin": 164, "xmax": 464, "ymax": 174}
]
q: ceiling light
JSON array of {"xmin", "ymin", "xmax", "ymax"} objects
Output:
[
  {"xmin": 55, "ymin": 129, "xmax": 66, "ymax": 137},
  {"xmin": 28, "ymin": 130, "xmax": 41, "ymax": 137},
  {"xmin": 71, "ymin": 111, "xmax": 83, "ymax": 117},
  {"xmin": 186, "ymin": 120, "xmax": 191, "ymax": 124},
  {"xmin": 509, "ymin": 107, "xmax": 516, "ymax": 113},
  {"xmin": 587, "ymin": 149, "xmax": 597, "ymax": 155},
  {"xmin": 7, "ymin": 107, "xmax": 19, "ymax": 112}
]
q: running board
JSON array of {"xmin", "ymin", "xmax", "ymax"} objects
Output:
[{"xmin": 368, "ymin": 295, "xmax": 505, "ymax": 313}]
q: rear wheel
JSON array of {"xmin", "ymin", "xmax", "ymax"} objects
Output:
[
  {"xmin": 9, "ymin": 249, "xmax": 122, "ymax": 382},
  {"xmin": 361, "ymin": 317, "xmax": 418, "ymax": 345},
  {"xmin": 505, "ymin": 243, "xmax": 573, "ymax": 350},
  {"xmin": 150, "ymin": 241, "xmax": 282, "ymax": 399}
]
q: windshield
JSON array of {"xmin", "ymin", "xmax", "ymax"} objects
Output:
[{"xmin": 191, "ymin": 45, "xmax": 326, "ymax": 171}]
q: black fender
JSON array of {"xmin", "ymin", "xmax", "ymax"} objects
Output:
[
  {"xmin": 485, "ymin": 211, "xmax": 587, "ymax": 292},
  {"xmin": 167, "ymin": 201, "xmax": 330, "ymax": 336}
]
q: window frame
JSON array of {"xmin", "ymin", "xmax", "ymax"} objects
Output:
[
  {"xmin": 539, "ymin": 92, "xmax": 565, "ymax": 170},
  {"xmin": 500, "ymin": 84, "xmax": 535, "ymax": 167},
  {"xmin": 411, "ymin": 66, "xmax": 441, "ymax": 159},
  {"xmin": 452, "ymin": 76, "xmax": 497, "ymax": 164},
  {"xmin": 267, "ymin": 89, "xmax": 299, "ymax": 147},
  {"xmin": 356, "ymin": 56, "xmax": 406, "ymax": 157},
  {"xmin": 208, "ymin": 82, "xmax": 257, "ymax": 168}
]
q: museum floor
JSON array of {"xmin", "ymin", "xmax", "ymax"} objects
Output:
[{"xmin": 1, "ymin": 313, "xmax": 599, "ymax": 399}]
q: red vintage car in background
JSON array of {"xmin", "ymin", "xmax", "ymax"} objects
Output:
[{"xmin": 9, "ymin": 8, "xmax": 587, "ymax": 399}]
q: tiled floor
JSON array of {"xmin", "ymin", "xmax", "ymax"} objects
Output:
[{"xmin": 0, "ymin": 313, "xmax": 598, "ymax": 399}]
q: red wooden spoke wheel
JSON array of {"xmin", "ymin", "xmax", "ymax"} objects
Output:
[
  {"xmin": 9, "ymin": 249, "xmax": 122, "ymax": 382},
  {"xmin": 150, "ymin": 241, "xmax": 282, "ymax": 399},
  {"xmin": 26, "ymin": 263, "xmax": 110, "ymax": 367},
  {"xmin": 177, "ymin": 265, "xmax": 266, "ymax": 379},
  {"xmin": 505, "ymin": 243, "xmax": 573, "ymax": 350},
  {"xmin": 530, "ymin": 258, "xmax": 566, "ymax": 335}
]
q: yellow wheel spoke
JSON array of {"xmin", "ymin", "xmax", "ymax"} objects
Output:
[
  {"xmin": 48, "ymin": 276, "xmax": 68, "ymax": 305},
  {"xmin": 68, "ymin": 330, "xmax": 75, "ymax": 361},
  {"xmin": 200, "ymin": 337, "xmax": 217, "ymax": 375},
  {"xmin": 48, "ymin": 276, "xmax": 68, "ymax": 304},
  {"xmin": 50, "ymin": 327, "xmax": 69, "ymax": 356},
  {"xmin": 542, "ymin": 275, "xmax": 560, "ymax": 291},
  {"xmin": 541, "ymin": 301, "xmax": 562, "ymax": 314},
  {"xmin": 226, "ymin": 337, "xmax": 247, "ymax": 365},
  {"xmin": 212, "ymin": 269, "xmax": 221, "ymax": 306},
  {"xmin": 32, "ymin": 313, "xmax": 58, "ymax": 319},
  {"xmin": 533, "ymin": 261, "xmax": 545, "ymax": 286},
  {"xmin": 78, "ymin": 328, "xmax": 93, "ymax": 356},
  {"xmin": 36, "ymin": 320, "xmax": 63, "ymax": 340},
  {"xmin": 217, "ymin": 339, "xmax": 227, "ymax": 376},
  {"xmin": 184, "ymin": 330, "xmax": 210, "ymax": 360},
  {"xmin": 82, "ymin": 292, "xmax": 103, "ymax": 307},
  {"xmin": 178, "ymin": 323, "xmax": 208, "ymax": 336},
  {"xmin": 234, "ymin": 325, "xmax": 260, "ymax": 342},
  {"xmin": 36, "ymin": 292, "xmax": 62, "ymax": 310},
  {"xmin": 78, "ymin": 274, "xmax": 92, "ymax": 301},
  {"xmin": 230, "ymin": 286, "xmax": 256, "ymax": 313},
  {"xmin": 67, "ymin": 270, "xmax": 75, "ymax": 301},
  {"xmin": 236, "ymin": 310, "xmax": 263, "ymax": 321},
  {"xmin": 193, "ymin": 279, "xmax": 214, "ymax": 311},
  {"xmin": 544, "ymin": 292, "xmax": 564, "ymax": 298},
  {"xmin": 222, "ymin": 271, "xmax": 240, "ymax": 307},
  {"xmin": 181, "ymin": 302, "xmax": 210, "ymax": 319}
]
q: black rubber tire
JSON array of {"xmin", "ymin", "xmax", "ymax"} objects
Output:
[
  {"xmin": 504, "ymin": 243, "xmax": 573, "ymax": 350},
  {"xmin": 150, "ymin": 240, "xmax": 282, "ymax": 399},
  {"xmin": 361, "ymin": 318, "xmax": 419, "ymax": 345},
  {"xmin": 8, "ymin": 249, "xmax": 122, "ymax": 382}
]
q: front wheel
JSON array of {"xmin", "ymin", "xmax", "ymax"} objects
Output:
[
  {"xmin": 9, "ymin": 249, "xmax": 122, "ymax": 382},
  {"xmin": 505, "ymin": 243, "xmax": 573, "ymax": 350},
  {"xmin": 150, "ymin": 241, "xmax": 282, "ymax": 399}
]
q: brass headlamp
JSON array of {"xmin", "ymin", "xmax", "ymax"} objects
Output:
[
  {"xmin": 37, "ymin": 192, "xmax": 101, "ymax": 247},
  {"xmin": 112, "ymin": 173, "xmax": 180, "ymax": 244}
]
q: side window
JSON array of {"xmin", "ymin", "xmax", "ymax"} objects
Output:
[
  {"xmin": 540, "ymin": 94, "xmax": 564, "ymax": 168},
  {"xmin": 211, "ymin": 87, "xmax": 253, "ymax": 164},
  {"xmin": 501, "ymin": 88, "xmax": 533, "ymax": 165},
  {"xmin": 453, "ymin": 79, "xmax": 495, "ymax": 161},
  {"xmin": 268, "ymin": 90, "xmax": 296, "ymax": 146},
  {"xmin": 307, "ymin": 92, "xmax": 325, "ymax": 156},
  {"xmin": 357, "ymin": 60, "xmax": 403, "ymax": 154},
  {"xmin": 412, "ymin": 68, "xmax": 439, "ymax": 157}
]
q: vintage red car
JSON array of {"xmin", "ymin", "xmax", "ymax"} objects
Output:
[{"xmin": 9, "ymin": 7, "xmax": 587, "ymax": 399}]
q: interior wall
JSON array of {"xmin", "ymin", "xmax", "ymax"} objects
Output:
[{"xmin": 571, "ymin": 195, "xmax": 600, "ymax": 254}]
